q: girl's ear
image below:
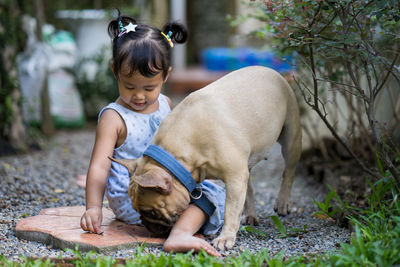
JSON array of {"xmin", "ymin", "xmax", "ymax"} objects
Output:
[
  {"xmin": 110, "ymin": 61, "xmax": 118, "ymax": 79},
  {"xmin": 163, "ymin": 67, "xmax": 173, "ymax": 83}
]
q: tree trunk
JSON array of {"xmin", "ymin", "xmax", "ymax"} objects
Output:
[
  {"xmin": 40, "ymin": 71, "xmax": 55, "ymax": 137},
  {"xmin": 9, "ymin": 88, "xmax": 27, "ymax": 149},
  {"xmin": 34, "ymin": 0, "xmax": 54, "ymax": 137},
  {"xmin": 0, "ymin": 0, "xmax": 27, "ymax": 150}
]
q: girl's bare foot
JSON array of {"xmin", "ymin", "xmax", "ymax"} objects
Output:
[{"xmin": 163, "ymin": 233, "xmax": 221, "ymax": 257}]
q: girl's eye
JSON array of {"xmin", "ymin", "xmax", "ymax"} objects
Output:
[{"xmin": 145, "ymin": 88, "xmax": 155, "ymax": 91}]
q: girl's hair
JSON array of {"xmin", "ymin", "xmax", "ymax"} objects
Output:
[{"xmin": 108, "ymin": 9, "xmax": 188, "ymax": 79}]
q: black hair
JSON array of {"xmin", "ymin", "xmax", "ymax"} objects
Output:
[{"xmin": 108, "ymin": 9, "xmax": 188, "ymax": 79}]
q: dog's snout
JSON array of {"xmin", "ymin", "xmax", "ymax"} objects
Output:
[{"xmin": 140, "ymin": 209, "xmax": 162, "ymax": 220}]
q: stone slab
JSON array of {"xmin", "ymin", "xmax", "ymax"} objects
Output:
[{"xmin": 15, "ymin": 206, "xmax": 165, "ymax": 253}]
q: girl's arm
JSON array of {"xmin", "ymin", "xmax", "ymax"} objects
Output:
[
  {"xmin": 81, "ymin": 109, "xmax": 124, "ymax": 233},
  {"xmin": 163, "ymin": 204, "xmax": 221, "ymax": 257}
]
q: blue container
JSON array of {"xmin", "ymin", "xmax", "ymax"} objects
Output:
[
  {"xmin": 202, "ymin": 48, "xmax": 228, "ymax": 71},
  {"xmin": 201, "ymin": 47, "xmax": 295, "ymax": 73}
]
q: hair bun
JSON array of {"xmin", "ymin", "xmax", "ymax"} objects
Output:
[
  {"xmin": 108, "ymin": 9, "xmax": 137, "ymax": 39},
  {"xmin": 162, "ymin": 22, "xmax": 188, "ymax": 44}
]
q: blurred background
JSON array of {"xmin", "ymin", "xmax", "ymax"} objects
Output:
[
  {"xmin": 1, "ymin": 0, "xmax": 399, "ymax": 192},
  {"xmin": 1, "ymin": 0, "xmax": 296, "ymax": 142}
]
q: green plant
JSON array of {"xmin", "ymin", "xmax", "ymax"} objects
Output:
[
  {"xmin": 240, "ymin": 225, "xmax": 268, "ymax": 237},
  {"xmin": 240, "ymin": 218, "xmax": 307, "ymax": 239},
  {"xmin": 270, "ymin": 216, "xmax": 308, "ymax": 238},
  {"xmin": 65, "ymin": 246, "xmax": 116, "ymax": 266},
  {"xmin": 313, "ymin": 186, "xmax": 351, "ymax": 219},
  {"xmin": 311, "ymin": 169, "xmax": 400, "ymax": 265},
  {"xmin": 237, "ymin": 0, "xmax": 400, "ymax": 185},
  {"xmin": 329, "ymin": 183, "xmax": 400, "ymax": 266}
]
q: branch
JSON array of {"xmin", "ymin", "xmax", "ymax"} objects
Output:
[
  {"xmin": 315, "ymin": 78, "xmax": 369, "ymax": 102},
  {"xmin": 308, "ymin": 2, "xmax": 322, "ymax": 29},
  {"xmin": 375, "ymin": 54, "xmax": 399, "ymax": 98},
  {"xmin": 348, "ymin": 0, "xmax": 375, "ymax": 29},
  {"xmin": 295, "ymin": 51, "xmax": 381, "ymax": 179},
  {"xmin": 317, "ymin": 13, "xmax": 337, "ymax": 35},
  {"xmin": 308, "ymin": 43, "xmax": 320, "ymax": 111}
]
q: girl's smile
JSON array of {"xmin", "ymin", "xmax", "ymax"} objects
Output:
[{"xmin": 131, "ymin": 101, "xmax": 146, "ymax": 109}]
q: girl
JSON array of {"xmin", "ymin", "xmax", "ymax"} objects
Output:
[{"xmin": 80, "ymin": 11, "xmax": 223, "ymax": 257}]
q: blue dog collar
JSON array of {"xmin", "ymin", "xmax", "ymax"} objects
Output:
[{"xmin": 143, "ymin": 145, "xmax": 215, "ymax": 217}]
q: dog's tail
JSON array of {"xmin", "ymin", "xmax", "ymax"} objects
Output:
[{"xmin": 278, "ymin": 81, "xmax": 302, "ymax": 166}]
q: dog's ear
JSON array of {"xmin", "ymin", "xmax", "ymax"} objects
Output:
[
  {"xmin": 132, "ymin": 171, "xmax": 172, "ymax": 194},
  {"xmin": 108, "ymin": 157, "xmax": 138, "ymax": 176}
]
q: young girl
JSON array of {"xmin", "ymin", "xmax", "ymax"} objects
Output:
[{"xmin": 80, "ymin": 11, "xmax": 223, "ymax": 257}]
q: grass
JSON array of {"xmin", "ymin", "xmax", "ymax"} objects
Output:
[{"xmin": 1, "ymin": 173, "xmax": 400, "ymax": 266}]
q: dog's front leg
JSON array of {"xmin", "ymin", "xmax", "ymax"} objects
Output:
[{"xmin": 212, "ymin": 169, "xmax": 249, "ymax": 251}]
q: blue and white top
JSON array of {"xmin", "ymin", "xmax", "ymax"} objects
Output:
[{"xmin": 99, "ymin": 94, "xmax": 171, "ymax": 224}]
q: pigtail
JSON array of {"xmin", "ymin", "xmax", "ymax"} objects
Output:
[
  {"xmin": 108, "ymin": 9, "xmax": 137, "ymax": 39},
  {"xmin": 162, "ymin": 22, "xmax": 188, "ymax": 44}
]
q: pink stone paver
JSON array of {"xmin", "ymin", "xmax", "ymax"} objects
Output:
[{"xmin": 15, "ymin": 206, "xmax": 165, "ymax": 252}]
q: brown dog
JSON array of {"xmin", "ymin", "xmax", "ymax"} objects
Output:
[{"xmin": 112, "ymin": 66, "xmax": 302, "ymax": 250}]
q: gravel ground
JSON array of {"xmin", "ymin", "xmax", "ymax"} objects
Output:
[{"xmin": 0, "ymin": 129, "xmax": 350, "ymax": 261}]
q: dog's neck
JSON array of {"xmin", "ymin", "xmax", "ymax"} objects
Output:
[{"xmin": 166, "ymin": 155, "xmax": 204, "ymax": 183}]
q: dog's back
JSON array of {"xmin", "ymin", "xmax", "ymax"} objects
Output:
[{"xmin": 155, "ymin": 66, "xmax": 297, "ymax": 156}]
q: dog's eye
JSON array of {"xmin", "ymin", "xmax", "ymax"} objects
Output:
[{"xmin": 140, "ymin": 209, "xmax": 161, "ymax": 219}]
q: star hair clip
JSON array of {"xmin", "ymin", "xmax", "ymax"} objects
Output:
[
  {"xmin": 161, "ymin": 31, "xmax": 174, "ymax": 48},
  {"xmin": 118, "ymin": 22, "xmax": 138, "ymax": 37}
]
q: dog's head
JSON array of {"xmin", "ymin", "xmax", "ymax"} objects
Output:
[{"xmin": 110, "ymin": 157, "xmax": 190, "ymax": 236}]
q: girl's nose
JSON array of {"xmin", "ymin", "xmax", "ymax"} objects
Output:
[{"xmin": 133, "ymin": 90, "xmax": 145, "ymax": 99}]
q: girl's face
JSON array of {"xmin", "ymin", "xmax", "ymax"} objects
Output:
[{"xmin": 115, "ymin": 62, "xmax": 170, "ymax": 114}]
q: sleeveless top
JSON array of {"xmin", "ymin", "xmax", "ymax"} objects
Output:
[{"xmin": 98, "ymin": 94, "xmax": 171, "ymax": 224}]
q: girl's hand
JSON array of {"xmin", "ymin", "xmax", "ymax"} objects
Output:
[{"xmin": 80, "ymin": 207, "xmax": 103, "ymax": 234}]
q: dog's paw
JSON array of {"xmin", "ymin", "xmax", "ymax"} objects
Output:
[
  {"xmin": 212, "ymin": 234, "xmax": 236, "ymax": 251},
  {"xmin": 241, "ymin": 215, "xmax": 259, "ymax": 226},
  {"xmin": 274, "ymin": 200, "xmax": 291, "ymax": 216}
]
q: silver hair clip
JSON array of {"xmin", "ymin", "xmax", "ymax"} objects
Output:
[{"xmin": 118, "ymin": 22, "xmax": 138, "ymax": 37}]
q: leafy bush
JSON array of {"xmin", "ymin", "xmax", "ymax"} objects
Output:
[{"xmin": 236, "ymin": 0, "xmax": 400, "ymax": 184}]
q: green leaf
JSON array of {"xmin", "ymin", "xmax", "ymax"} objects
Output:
[
  {"xmin": 240, "ymin": 225, "xmax": 268, "ymax": 237},
  {"xmin": 270, "ymin": 215, "xmax": 287, "ymax": 237},
  {"xmin": 376, "ymin": 150, "xmax": 385, "ymax": 175},
  {"xmin": 17, "ymin": 213, "xmax": 29, "ymax": 218}
]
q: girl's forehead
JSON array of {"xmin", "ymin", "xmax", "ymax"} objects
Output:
[{"xmin": 120, "ymin": 70, "xmax": 164, "ymax": 84}]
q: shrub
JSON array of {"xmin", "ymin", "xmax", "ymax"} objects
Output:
[{"xmin": 237, "ymin": 0, "xmax": 400, "ymax": 184}]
